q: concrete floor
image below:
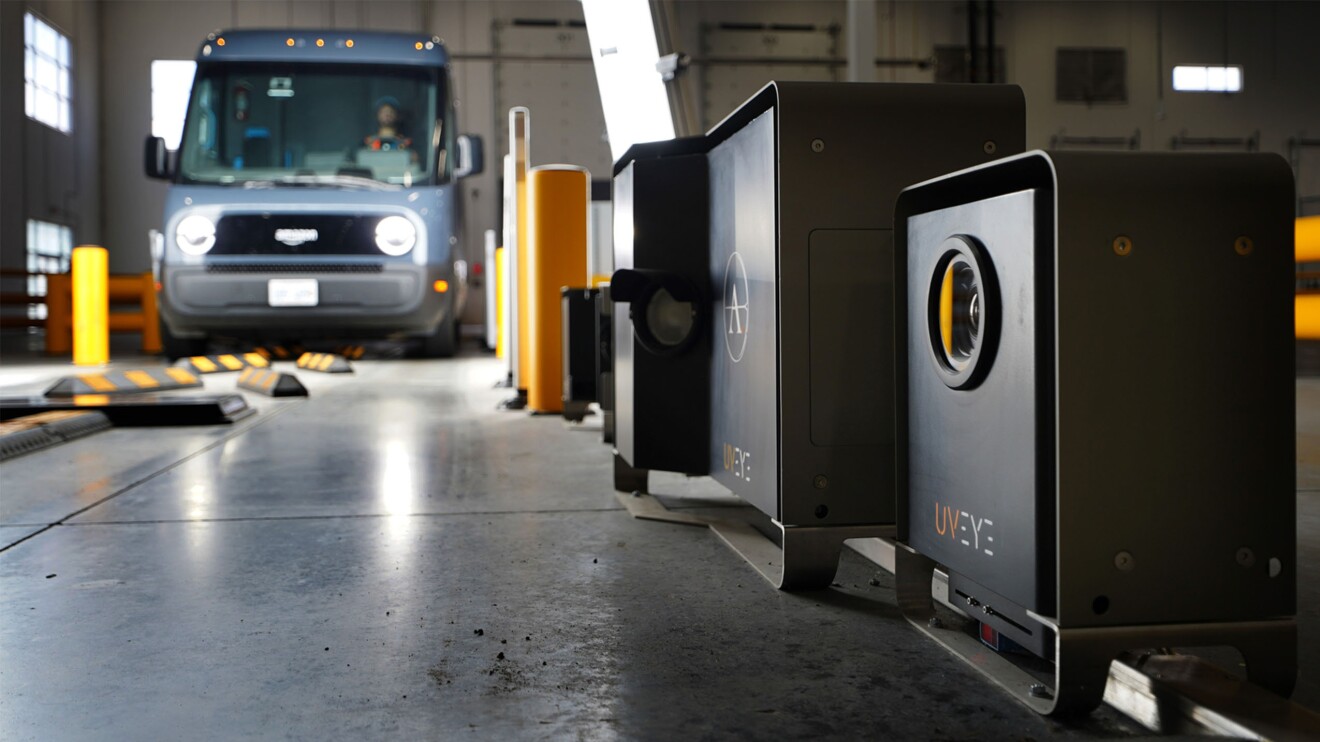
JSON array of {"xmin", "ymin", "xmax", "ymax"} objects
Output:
[{"xmin": 1, "ymin": 344, "xmax": 1316, "ymax": 739}]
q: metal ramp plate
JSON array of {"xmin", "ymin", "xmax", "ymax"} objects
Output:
[
  {"xmin": 1, "ymin": 394, "xmax": 254, "ymax": 426},
  {"xmin": 0, "ymin": 410, "xmax": 112, "ymax": 460}
]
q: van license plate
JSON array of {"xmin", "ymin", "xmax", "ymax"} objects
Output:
[{"xmin": 268, "ymin": 279, "xmax": 319, "ymax": 307}]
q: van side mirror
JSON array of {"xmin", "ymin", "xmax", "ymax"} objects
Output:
[
  {"xmin": 455, "ymin": 134, "xmax": 484, "ymax": 179},
  {"xmin": 144, "ymin": 136, "xmax": 173, "ymax": 180}
]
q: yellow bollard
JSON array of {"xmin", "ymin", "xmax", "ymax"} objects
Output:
[
  {"xmin": 1299, "ymin": 295, "xmax": 1320, "ymax": 340},
  {"xmin": 526, "ymin": 165, "xmax": 590, "ymax": 413},
  {"xmin": 1296, "ymin": 217, "xmax": 1320, "ymax": 339},
  {"xmin": 494, "ymin": 246, "xmax": 507, "ymax": 359},
  {"xmin": 72, "ymin": 245, "xmax": 109, "ymax": 366},
  {"xmin": 1298, "ymin": 216, "xmax": 1320, "ymax": 263},
  {"xmin": 515, "ymin": 161, "xmax": 531, "ymax": 387}
]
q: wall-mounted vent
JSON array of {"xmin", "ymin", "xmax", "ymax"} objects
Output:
[{"xmin": 1056, "ymin": 48, "xmax": 1127, "ymax": 103}]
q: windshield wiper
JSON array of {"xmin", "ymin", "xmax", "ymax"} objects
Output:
[
  {"xmin": 275, "ymin": 174, "xmax": 396, "ymax": 191},
  {"xmin": 204, "ymin": 175, "xmax": 398, "ymax": 190}
]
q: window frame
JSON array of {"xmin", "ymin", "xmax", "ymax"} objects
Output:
[
  {"xmin": 1171, "ymin": 64, "xmax": 1244, "ymax": 94},
  {"xmin": 152, "ymin": 60, "xmax": 198, "ymax": 150},
  {"xmin": 24, "ymin": 11, "xmax": 73, "ymax": 134},
  {"xmin": 24, "ymin": 219, "xmax": 74, "ymax": 320}
]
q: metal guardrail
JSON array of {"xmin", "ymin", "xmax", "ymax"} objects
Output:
[
  {"xmin": 1170, "ymin": 129, "xmax": 1260, "ymax": 152},
  {"xmin": 1049, "ymin": 129, "xmax": 1141, "ymax": 151},
  {"xmin": 0, "ymin": 267, "xmax": 161, "ymax": 355}
]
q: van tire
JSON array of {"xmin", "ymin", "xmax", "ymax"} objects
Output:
[
  {"xmin": 418, "ymin": 318, "xmax": 458, "ymax": 358},
  {"xmin": 160, "ymin": 319, "xmax": 208, "ymax": 361}
]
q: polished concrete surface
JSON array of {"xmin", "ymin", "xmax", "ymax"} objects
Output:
[{"xmin": 1, "ymin": 344, "xmax": 1316, "ymax": 739}]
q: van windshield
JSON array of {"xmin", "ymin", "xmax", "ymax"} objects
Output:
[{"xmin": 178, "ymin": 62, "xmax": 447, "ymax": 188}]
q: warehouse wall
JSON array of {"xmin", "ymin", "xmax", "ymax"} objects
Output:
[
  {"xmin": 6, "ymin": 1, "xmax": 1318, "ymax": 319},
  {"xmin": 0, "ymin": 0, "xmax": 101, "ymax": 272},
  {"xmin": 1001, "ymin": 1, "xmax": 1319, "ymax": 189},
  {"xmin": 675, "ymin": 1, "xmax": 1319, "ymax": 176}
]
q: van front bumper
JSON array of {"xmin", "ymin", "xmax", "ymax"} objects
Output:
[{"xmin": 159, "ymin": 264, "xmax": 449, "ymax": 338}]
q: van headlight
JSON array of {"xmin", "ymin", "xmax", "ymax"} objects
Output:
[
  {"xmin": 375, "ymin": 216, "xmax": 416, "ymax": 256},
  {"xmin": 176, "ymin": 215, "xmax": 216, "ymax": 255}
]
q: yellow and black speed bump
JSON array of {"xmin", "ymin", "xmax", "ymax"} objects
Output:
[
  {"xmin": 0, "ymin": 410, "xmax": 112, "ymax": 461},
  {"xmin": 175, "ymin": 353, "xmax": 269, "ymax": 375},
  {"xmin": 237, "ymin": 367, "xmax": 309, "ymax": 397},
  {"xmin": 45, "ymin": 368, "xmax": 202, "ymax": 397},
  {"xmin": 1, "ymin": 394, "xmax": 255, "ymax": 426},
  {"xmin": 335, "ymin": 345, "xmax": 366, "ymax": 360},
  {"xmin": 296, "ymin": 352, "xmax": 354, "ymax": 374}
]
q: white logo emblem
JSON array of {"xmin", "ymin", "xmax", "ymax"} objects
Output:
[
  {"xmin": 723, "ymin": 252, "xmax": 749, "ymax": 363},
  {"xmin": 274, "ymin": 228, "xmax": 319, "ymax": 247}
]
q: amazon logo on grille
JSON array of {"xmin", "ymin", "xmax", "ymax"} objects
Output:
[{"xmin": 274, "ymin": 228, "xmax": 319, "ymax": 246}]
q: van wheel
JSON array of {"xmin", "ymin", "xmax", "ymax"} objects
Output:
[
  {"xmin": 160, "ymin": 319, "xmax": 208, "ymax": 361},
  {"xmin": 418, "ymin": 318, "xmax": 458, "ymax": 358}
]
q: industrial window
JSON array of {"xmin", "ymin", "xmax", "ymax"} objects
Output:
[
  {"xmin": 1172, "ymin": 65, "xmax": 1243, "ymax": 93},
  {"xmin": 24, "ymin": 12, "xmax": 72, "ymax": 133},
  {"xmin": 152, "ymin": 60, "xmax": 196, "ymax": 149},
  {"xmin": 1056, "ymin": 48, "xmax": 1127, "ymax": 104},
  {"xmin": 26, "ymin": 220, "xmax": 73, "ymax": 320}
]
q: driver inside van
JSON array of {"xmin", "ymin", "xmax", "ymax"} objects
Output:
[{"xmin": 364, "ymin": 96, "xmax": 413, "ymax": 153}]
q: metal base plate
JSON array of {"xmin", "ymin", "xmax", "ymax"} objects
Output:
[
  {"xmin": 894, "ymin": 543, "xmax": 1299, "ymax": 717},
  {"xmin": 1106, "ymin": 652, "xmax": 1320, "ymax": 739},
  {"xmin": 561, "ymin": 401, "xmax": 592, "ymax": 423},
  {"xmin": 612, "ymin": 451, "xmax": 649, "ymax": 494},
  {"xmin": 498, "ymin": 391, "xmax": 528, "ymax": 410},
  {"xmin": 616, "ymin": 491, "xmax": 893, "ymax": 590}
]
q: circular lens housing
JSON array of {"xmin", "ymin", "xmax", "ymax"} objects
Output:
[
  {"xmin": 643, "ymin": 287, "xmax": 696, "ymax": 348},
  {"xmin": 175, "ymin": 215, "xmax": 216, "ymax": 255},
  {"xmin": 927, "ymin": 236, "xmax": 998, "ymax": 389},
  {"xmin": 375, "ymin": 215, "xmax": 416, "ymax": 256}
]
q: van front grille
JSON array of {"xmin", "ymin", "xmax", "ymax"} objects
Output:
[{"xmin": 210, "ymin": 213, "xmax": 388, "ymax": 255}]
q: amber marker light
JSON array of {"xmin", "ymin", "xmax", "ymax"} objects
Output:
[
  {"xmin": 346, "ymin": 39, "xmax": 354, "ymax": 48},
  {"xmin": 316, "ymin": 38, "xmax": 324, "ymax": 47},
  {"xmin": 434, "ymin": 280, "xmax": 450, "ymax": 293},
  {"xmin": 216, "ymin": 38, "xmax": 225, "ymax": 46},
  {"xmin": 286, "ymin": 38, "xmax": 295, "ymax": 47},
  {"xmin": 415, "ymin": 41, "xmax": 424, "ymax": 50}
]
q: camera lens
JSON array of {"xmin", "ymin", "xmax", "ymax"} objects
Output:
[
  {"xmin": 928, "ymin": 236, "xmax": 998, "ymax": 389},
  {"xmin": 938, "ymin": 260, "xmax": 979, "ymax": 369},
  {"xmin": 950, "ymin": 261, "xmax": 978, "ymax": 361},
  {"xmin": 643, "ymin": 287, "xmax": 695, "ymax": 348}
]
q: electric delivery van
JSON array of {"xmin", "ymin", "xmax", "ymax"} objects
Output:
[{"xmin": 145, "ymin": 29, "xmax": 482, "ymax": 358}]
